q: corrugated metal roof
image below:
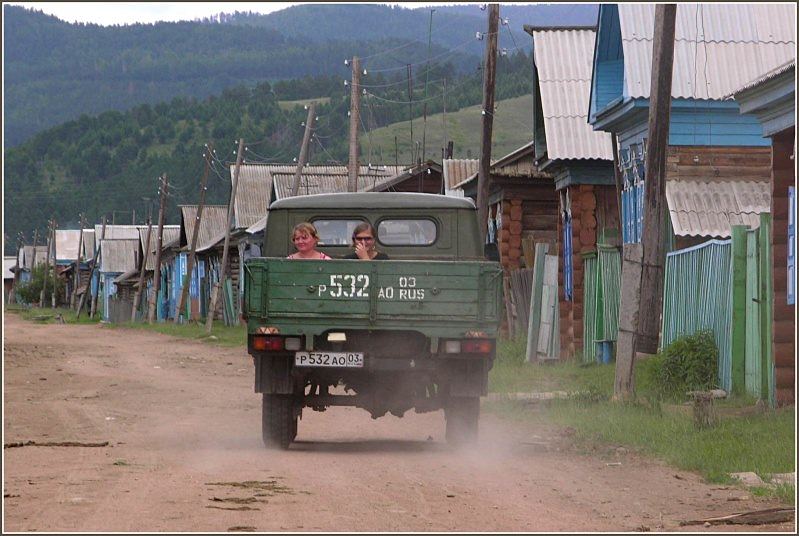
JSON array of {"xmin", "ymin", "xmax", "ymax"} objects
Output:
[
  {"xmin": 618, "ymin": 4, "xmax": 796, "ymax": 100},
  {"xmin": 137, "ymin": 225, "xmax": 180, "ymax": 270},
  {"xmin": 443, "ymin": 159, "xmax": 480, "ymax": 190},
  {"xmin": 732, "ymin": 59, "xmax": 796, "ymax": 96},
  {"xmin": 94, "ymin": 225, "xmax": 140, "ymax": 240},
  {"xmin": 99, "ymin": 239, "xmax": 139, "ymax": 274},
  {"xmin": 232, "ymin": 164, "xmax": 404, "ymax": 228},
  {"xmin": 54, "ymin": 230, "xmax": 82, "ymax": 261},
  {"xmin": 666, "ymin": 179, "xmax": 771, "ymax": 237},
  {"xmin": 533, "ymin": 29, "xmax": 614, "ymax": 160},
  {"xmin": 82, "ymin": 230, "xmax": 95, "ymax": 260},
  {"xmin": 180, "ymin": 205, "xmax": 229, "ymax": 252},
  {"xmin": 19, "ymin": 246, "xmax": 48, "ymax": 270},
  {"xmin": 4, "ymin": 256, "xmax": 16, "ymax": 279}
]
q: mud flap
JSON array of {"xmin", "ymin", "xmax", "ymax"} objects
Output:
[
  {"xmin": 446, "ymin": 359, "xmax": 489, "ymax": 397},
  {"xmin": 254, "ymin": 355, "xmax": 294, "ymax": 394}
]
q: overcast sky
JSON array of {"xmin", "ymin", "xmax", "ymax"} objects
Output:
[{"xmin": 8, "ymin": 2, "xmax": 483, "ymax": 26}]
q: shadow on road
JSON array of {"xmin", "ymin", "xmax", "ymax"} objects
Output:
[{"xmin": 289, "ymin": 438, "xmax": 448, "ymax": 454}]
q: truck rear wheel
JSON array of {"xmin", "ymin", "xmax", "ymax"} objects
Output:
[
  {"xmin": 262, "ymin": 394, "xmax": 296, "ymax": 449},
  {"xmin": 445, "ymin": 396, "xmax": 480, "ymax": 444}
]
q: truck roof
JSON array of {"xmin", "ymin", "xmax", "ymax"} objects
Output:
[{"xmin": 269, "ymin": 192, "xmax": 476, "ymax": 211}]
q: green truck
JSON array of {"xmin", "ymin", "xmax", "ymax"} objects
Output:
[{"xmin": 243, "ymin": 192, "xmax": 503, "ymax": 448}]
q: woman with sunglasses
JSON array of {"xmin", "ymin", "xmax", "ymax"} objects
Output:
[{"xmin": 343, "ymin": 222, "xmax": 389, "ymax": 260}]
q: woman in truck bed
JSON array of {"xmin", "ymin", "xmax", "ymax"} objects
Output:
[
  {"xmin": 287, "ymin": 222, "xmax": 332, "ymax": 260},
  {"xmin": 342, "ymin": 222, "xmax": 389, "ymax": 260}
]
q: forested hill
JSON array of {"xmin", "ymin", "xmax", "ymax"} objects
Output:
[
  {"xmin": 3, "ymin": 46, "xmax": 534, "ymax": 255},
  {"xmin": 3, "ymin": 3, "xmax": 597, "ymax": 147}
]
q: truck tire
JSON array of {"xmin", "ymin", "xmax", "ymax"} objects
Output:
[
  {"xmin": 262, "ymin": 394, "xmax": 296, "ymax": 449},
  {"xmin": 445, "ymin": 396, "xmax": 480, "ymax": 444}
]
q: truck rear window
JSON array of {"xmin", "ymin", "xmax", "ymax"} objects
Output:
[
  {"xmin": 312, "ymin": 219, "xmax": 365, "ymax": 246},
  {"xmin": 377, "ymin": 219, "xmax": 437, "ymax": 246}
]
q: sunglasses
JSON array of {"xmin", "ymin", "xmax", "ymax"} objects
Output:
[{"xmin": 353, "ymin": 235, "xmax": 374, "ymax": 242}]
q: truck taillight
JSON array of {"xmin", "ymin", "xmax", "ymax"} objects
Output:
[
  {"xmin": 252, "ymin": 335, "xmax": 284, "ymax": 351},
  {"xmin": 461, "ymin": 339, "xmax": 493, "ymax": 354}
]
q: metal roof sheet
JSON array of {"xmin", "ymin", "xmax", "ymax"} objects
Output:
[
  {"xmin": 666, "ymin": 179, "xmax": 771, "ymax": 237},
  {"xmin": 54, "ymin": 230, "xmax": 82, "ymax": 262},
  {"xmin": 533, "ymin": 29, "xmax": 614, "ymax": 160},
  {"xmin": 618, "ymin": 4, "xmax": 796, "ymax": 100},
  {"xmin": 443, "ymin": 159, "xmax": 480, "ymax": 190},
  {"xmin": 180, "ymin": 205, "xmax": 229, "ymax": 252},
  {"xmin": 93, "ymin": 225, "xmax": 141, "ymax": 240},
  {"xmin": 19, "ymin": 246, "xmax": 48, "ymax": 270},
  {"xmin": 137, "ymin": 226, "xmax": 180, "ymax": 270},
  {"xmin": 81, "ymin": 230, "xmax": 95, "ymax": 260},
  {"xmin": 99, "ymin": 239, "xmax": 139, "ymax": 274},
  {"xmin": 732, "ymin": 59, "xmax": 796, "ymax": 96},
  {"xmin": 4, "ymin": 256, "xmax": 16, "ymax": 279}
]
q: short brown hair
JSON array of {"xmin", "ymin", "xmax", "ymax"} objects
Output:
[
  {"xmin": 351, "ymin": 222, "xmax": 377, "ymax": 247},
  {"xmin": 292, "ymin": 222, "xmax": 319, "ymax": 241}
]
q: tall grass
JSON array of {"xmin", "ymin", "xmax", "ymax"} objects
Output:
[
  {"xmin": 487, "ymin": 334, "xmax": 796, "ymax": 503},
  {"xmin": 108, "ymin": 320, "xmax": 246, "ymax": 347}
]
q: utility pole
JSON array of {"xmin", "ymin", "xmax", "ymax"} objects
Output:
[
  {"xmin": 476, "ymin": 4, "xmax": 499, "ymax": 246},
  {"xmin": 133, "ymin": 213, "xmax": 152, "ymax": 322},
  {"xmin": 347, "ymin": 57, "xmax": 361, "ymax": 192},
  {"xmin": 81, "ymin": 217, "xmax": 105, "ymax": 319},
  {"xmin": 40, "ymin": 220, "xmax": 52, "ymax": 307},
  {"xmin": 9, "ymin": 233, "xmax": 23, "ymax": 304},
  {"xmin": 291, "ymin": 104, "xmax": 316, "ymax": 197},
  {"xmin": 50, "ymin": 218, "xmax": 58, "ymax": 308},
  {"xmin": 614, "ymin": 3, "xmax": 677, "ymax": 399},
  {"xmin": 30, "ymin": 228, "xmax": 39, "ymax": 294},
  {"xmin": 407, "ymin": 64, "xmax": 414, "ymax": 165},
  {"xmin": 71, "ymin": 214, "xmax": 85, "ymax": 309},
  {"xmin": 206, "ymin": 139, "xmax": 245, "ymax": 333},
  {"xmin": 421, "ymin": 8, "xmax": 435, "ymax": 164},
  {"xmin": 147, "ymin": 175, "xmax": 168, "ymax": 324},
  {"xmin": 90, "ymin": 217, "xmax": 108, "ymax": 318},
  {"xmin": 175, "ymin": 146, "xmax": 212, "ymax": 324},
  {"xmin": 132, "ymin": 210, "xmax": 136, "ymax": 225}
]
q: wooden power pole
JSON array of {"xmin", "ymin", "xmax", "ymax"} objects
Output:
[
  {"xmin": 133, "ymin": 214, "xmax": 152, "ymax": 322},
  {"xmin": 50, "ymin": 218, "xmax": 58, "ymax": 308},
  {"xmin": 347, "ymin": 56, "xmax": 361, "ymax": 192},
  {"xmin": 71, "ymin": 214, "xmax": 85, "ymax": 309},
  {"xmin": 614, "ymin": 3, "xmax": 677, "ymax": 399},
  {"xmin": 476, "ymin": 4, "xmax": 500, "ymax": 246},
  {"xmin": 9, "ymin": 233, "xmax": 23, "ymax": 305},
  {"xmin": 206, "ymin": 139, "xmax": 245, "ymax": 333},
  {"xmin": 40, "ymin": 220, "xmax": 52, "ymax": 307},
  {"xmin": 175, "ymin": 146, "xmax": 212, "ymax": 323},
  {"xmin": 292, "ymin": 104, "xmax": 316, "ymax": 197},
  {"xmin": 147, "ymin": 175, "xmax": 168, "ymax": 324},
  {"xmin": 89, "ymin": 217, "xmax": 107, "ymax": 319}
]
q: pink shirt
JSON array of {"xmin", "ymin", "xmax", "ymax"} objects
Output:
[{"xmin": 287, "ymin": 252, "xmax": 332, "ymax": 260}]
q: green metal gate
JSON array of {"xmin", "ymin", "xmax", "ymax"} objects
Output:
[{"xmin": 582, "ymin": 245, "xmax": 621, "ymax": 363}]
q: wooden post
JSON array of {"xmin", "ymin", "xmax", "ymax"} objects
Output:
[
  {"xmin": 730, "ymin": 225, "xmax": 747, "ymax": 395},
  {"xmin": 9, "ymin": 233, "xmax": 23, "ymax": 304},
  {"xmin": 133, "ymin": 215, "xmax": 153, "ymax": 322},
  {"xmin": 476, "ymin": 4, "xmax": 499, "ymax": 246},
  {"xmin": 40, "ymin": 220, "xmax": 52, "ymax": 307},
  {"xmin": 206, "ymin": 139, "xmax": 245, "ymax": 333},
  {"xmin": 407, "ymin": 64, "xmax": 414, "ymax": 164},
  {"xmin": 71, "ymin": 214, "xmax": 85, "ymax": 310},
  {"xmin": 50, "ymin": 218, "xmax": 58, "ymax": 308},
  {"xmin": 147, "ymin": 175, "xmax": 168, "ymax": 324},
  {"xmin": 348, "ymin": 57, "xmax": 361, "ymax": 192},
  {"xmin": 81, "ymin": 217, "xmax": 105, "ymax": 319},
  {"xmin": 614, "ymin": 4, "xmax": 676, "ymax": 399},
  {"xmin": 175, "ymin": 146, "xmax": 212, "ymax": 323},
  {"xmin": 89, "ymin": 216, "xmax": 106, "ymax": 318},
  {"xmin": 291, "ymin": 104, "xmax": 316, "ymax": 197},
  {"xmin": 637, "ymin": 3, "xmax": 677, "ymax": 354}
]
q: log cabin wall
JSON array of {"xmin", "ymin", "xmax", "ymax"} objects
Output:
[{"xmin": 771, "ymin": 128, "xmax": 795, "ymax": 406}]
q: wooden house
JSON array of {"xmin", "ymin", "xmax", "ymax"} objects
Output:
[
  {"xmin": 732, "ymin": 60, "xmax": 796, "ymax": 406},
  {"xmin": 98, "ymin": 239, "xmax": 139, "ymax": 322},
  {"xmin": 525, "ymin": 25, "xmax": 617, "ymax": 360}
]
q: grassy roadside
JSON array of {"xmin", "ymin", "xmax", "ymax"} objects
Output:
[{"xmin": 487, "ymin": 336, "xmax": 796, "ymax": 504}]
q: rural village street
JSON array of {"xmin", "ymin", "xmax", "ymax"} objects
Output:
[{"xmin": 2, "ymin": 313, "xmax": 793, "ymax": 532}]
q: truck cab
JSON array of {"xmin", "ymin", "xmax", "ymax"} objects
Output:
[{"xmin": 244, "ymin": 192, "xmax": 503, "ymax": 448}]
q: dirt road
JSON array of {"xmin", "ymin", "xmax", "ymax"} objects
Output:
[{"xmin": 2, "ymin": 313, "xmax": 793, "ymax": 532}]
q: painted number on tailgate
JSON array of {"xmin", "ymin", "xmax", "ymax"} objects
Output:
[{"xmin": 318, "ymin": 274, "xmax": 370, "ymax": 298}]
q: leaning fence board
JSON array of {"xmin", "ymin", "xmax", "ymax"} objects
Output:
[
  {"xmin": 525, "ymin": 243, "xmax": 549, "ymax": 362},
  {"xmin": 509, "ymin": 268, "xmax": 534, "ymax": 335}
]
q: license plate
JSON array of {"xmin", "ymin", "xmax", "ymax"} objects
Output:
[{"xmin": 295, "ymin": 351, "xmax": 364, "ymax": 368}]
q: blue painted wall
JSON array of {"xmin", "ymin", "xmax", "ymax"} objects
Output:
[{"xmin": 590, "ymin": 4, "xmax": 624, "ymax": 121}]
